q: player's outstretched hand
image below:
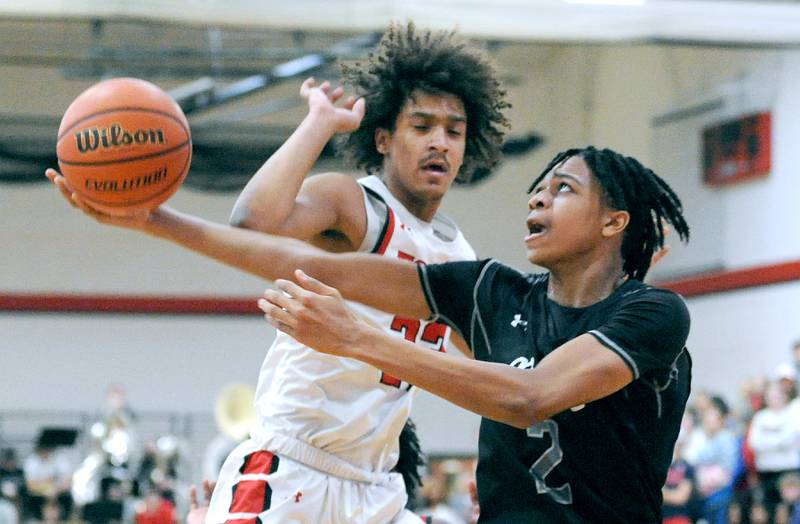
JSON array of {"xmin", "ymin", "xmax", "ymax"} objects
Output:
[
  {"xmin": 300, "ymin": 77, "xmax": 365, "ymax": 134},
  {"xmin": 650, "ymin": 223, "xmax": 672, "ymax": 269},
  {"xmin": 186, "ymin": 479, "xmax": 215, "ymax": 524},
  {"xmin": 46, "ymin": 168, "xmax": 155, "ymax": 231},
  {"xmin": 258, "ymin": 269, "xmax": 366, "ymax": 357}
]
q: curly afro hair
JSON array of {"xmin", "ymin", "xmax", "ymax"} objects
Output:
[{"xmin": 337, "ymin": 22, "xmax": 510, "ymax": 184}]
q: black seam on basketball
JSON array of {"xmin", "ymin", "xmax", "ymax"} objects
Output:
[
  {"xmin": 59, "ymin": 140, "xmax": 190, "ymax": 166},
  {"xmin": 79, "ymin": 147, "xmax": 191, "ymax": 207},
  {"xmin": 57, "ymin": 107, "xmax": 190, "ymax": 142}
]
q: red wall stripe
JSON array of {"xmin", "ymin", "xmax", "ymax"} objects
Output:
[
  {"xmin": 655, "ymin": 259, "xmax": 800, "ymax": 298},
  {"xmin": 0, "ymin": 293, "xmax": 259, "ymax": 315},
  {"xmin": 1, "ymin": 260, "xmax": 798, "ymax": 315}
]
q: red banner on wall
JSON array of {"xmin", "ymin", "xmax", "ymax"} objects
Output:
[{"xmin": 702, "ymin": 111, "xmax": 771, "ymax": 186}]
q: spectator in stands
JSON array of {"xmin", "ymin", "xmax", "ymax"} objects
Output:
[
  {"xmin": 774, "ymin": 364, "xmax": 798, "ymax": 404},
  {"xmin": 22, "ymin": 442, "xmax": 73, "ymax": 521},
  {"xmin": 0, "ymin": 491, "xmax": 16, "ymax": 524},
  {"xmin": 0, "ymin": 449, "xmax": 25, "ymax": 521},
  {"xmin": 776, "ymin": 472, "xmax": 800, "ymax": 524},
  {"xmin": 749, "ymin": 381, "xmax": 800, "ymax": 520},
  {"xmin": 694, "ymin": 395, "xmax": 740, "ymax": 524},
  {"xmin": 416, "ymin": 467, "xmax": 467, "ymax": 524},
  {"xmin": 135, "ymin": 487, "xmax": 176, "ymax": 524},
  {"xmin": 739, "ymin": 375, "xmax": 768, "ymax": 423},
  {"xmin": 662, "ymin": 434, "xmax": 699, "ymax": 524}
]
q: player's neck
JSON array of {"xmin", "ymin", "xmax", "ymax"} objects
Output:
[
  {"xmin": 379, "ymin": 175, "xmax": 442, "ymax": 223},
  {"xmin": 546, "ymin": 252, "xmax": 626, "ymax": 308}
]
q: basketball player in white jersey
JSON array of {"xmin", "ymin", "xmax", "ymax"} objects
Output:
[{"xmin": 47, "ymin": 22, "xmax": 509, "ymax": 524}]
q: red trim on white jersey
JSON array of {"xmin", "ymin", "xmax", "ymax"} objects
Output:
[{"xmin": 374, "ymin": 207, "xmax": 396, "ymax": 255}]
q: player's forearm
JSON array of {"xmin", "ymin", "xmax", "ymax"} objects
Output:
[
  {"xmin": 143, "ymin": 207, "xmax": 431, "ymax": 318},
  {"xmin": 353, "ymin": 326, "xmax": 538, "ymax": 429},
  {"xmin": 145, "ymin": 206, "xmax": 320, "ymax": 282},
  {"xmin": 229, "ymin": 109, "xmax": 336, "ymax": 230}
]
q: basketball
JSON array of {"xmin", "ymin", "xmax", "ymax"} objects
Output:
[{"xmin": 56, "ymin": 77, "xmax": 192, "ymax": 215}]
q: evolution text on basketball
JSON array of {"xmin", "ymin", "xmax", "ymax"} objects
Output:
[{"xmin": 85, "ymin": 167, "xmax": 168, "ymax": 192}]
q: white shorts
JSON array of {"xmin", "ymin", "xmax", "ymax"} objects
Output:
[{"xmin": 206, "ymin": 438, "xmax": 424, "ymax": 524}]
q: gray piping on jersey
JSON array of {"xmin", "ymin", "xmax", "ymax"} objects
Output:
[
  {"xmin": 644, "ymin": 347, "xmax": 686, "ymax": 418},
  {"xmin": 417, "ymin": 266, "xmax": 469, "ymax": 343},
  {"xmin": 588, "ymin": 329, "xmax": 641, "ymax": 379},
  {"xmin": 471, "ymin": 259, "xmax": 499, "ymax": 355},
  {"xmin": 418, "ymin": 266, "xmax": 440, "ymax": 320}
]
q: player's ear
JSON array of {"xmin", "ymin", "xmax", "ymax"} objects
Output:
[
  {"xmin": 375, "ymin": 128, "xmax": 390, "ymax": 155},
  {"xmin": 601, "ymin": 210, "xmax": 629, "ymax": 239}
]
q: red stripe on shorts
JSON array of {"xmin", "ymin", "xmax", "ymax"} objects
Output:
[
  {"xmin": 239, "ymin": 450, "xmax": 278, "ymax": 475},
  {"xmin": 228, "ymin": 452, "xmax": 280, "ymax": 515}
]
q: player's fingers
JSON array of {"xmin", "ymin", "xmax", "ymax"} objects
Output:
[
  {"xmin": 329, "ymin": 86, "xmax": 345, "ymax": 103},
  {"xmin": 651, "ymin": 244, "xmax": 672, "ymax": 267},
  {"xmin": 299, "ymin": 77, "xmax": 316, "ymax": 97},
  {"xmin": 71, "ymin": 192, "xmax": 103, "ymax": 218},
  {"xmin": 352, "ymin": 98, "xmax": 366, "ymax": 120},
  {"xmin": 342, "ymin": 95, "xmax": 357, "ymax": 109},
  {"xmin": 261, "ymin": 307, "xmax": 295, "ymax": 335},
  {"xmin": 295, "ymin": 270, "xmax": 340, "ymax": 298},
  {"xmin": 261, "ymin": 288, "xmax": 297, "ymax": 313},
  {"xmin": 203, "ymin": 480, "xmax": 215, "ymax": 502},
  {"xmin": 319, "ymin": 80, "xmax": 331, "ymax": 93},
  {"xmin": 258, "ymin": 298, "xmax": 297, "ymax": 330},
  {"xmin": 189, "ymin": 485, "xmax": 198, "ymax": 510},
  {"xmin": 275, "ymin": 278, "xmax": 318, "ymax": 304},
  {"xmin": 49, "ymin": 170, "xmax": 79, "ymax": 205}
]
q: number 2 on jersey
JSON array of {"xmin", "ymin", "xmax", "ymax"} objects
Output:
[{"xmin": 527, "ymin": 419, "xmax": 573, "ymax": 504}]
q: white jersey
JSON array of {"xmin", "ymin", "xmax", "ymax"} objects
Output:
[{"xmin": 251, "ymin": 175, "xmax": 476, "ymax": 476}]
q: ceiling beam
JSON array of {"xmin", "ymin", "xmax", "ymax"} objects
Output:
[{"xmin": 3, "ymin": 1, "xmax": 800, "ymax": 46}]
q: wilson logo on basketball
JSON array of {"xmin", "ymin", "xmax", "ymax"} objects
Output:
[{"xmin": 74, "ymin": 123, "xmax": 166, "ymax": 153}]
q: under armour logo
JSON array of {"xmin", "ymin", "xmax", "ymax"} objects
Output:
[
  {"xmin": 510, "ymin": 314, "xmax": 528, "ymax": 328},
  {"xmin": 294, "ymin": 491, "xmax": 303, "ymax": 503}
]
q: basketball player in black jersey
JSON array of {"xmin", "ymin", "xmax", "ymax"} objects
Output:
[
  {"xmin": 252, "ymin": 146, "xmax": 693, "ymax": 523},
  {"xmin": 47, "ymin": 141, "xmax": 690, "ymax": 521}
]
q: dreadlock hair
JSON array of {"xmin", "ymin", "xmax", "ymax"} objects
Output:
[
  {"xmin": 527, "ymin": 146, "xmax": 690, "ymax": 282},
  {"xmin": 337, "ymin": 22, "xmax": 510, "ymax": 184},
  {"xmin": 393, "ymin": 418, "xmax": 426, "ymax": 499}
]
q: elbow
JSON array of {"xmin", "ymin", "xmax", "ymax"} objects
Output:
[
  {"xmin": 229, "ymin": 204, "xmax": 261, "ymax": 230},
  {"xmin": 229, "ymin": 201, "xmax": 284, "ymax": 233},
  {"xmin": 502, "ymin": 389, "xmax": 551, "ymax": 430}
]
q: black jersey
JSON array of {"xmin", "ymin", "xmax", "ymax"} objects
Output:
[{"xmin": 418, "ymin": 259, "xmax": 692, "ymax": 524}]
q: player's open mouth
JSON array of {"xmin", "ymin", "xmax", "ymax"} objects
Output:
[
  {"xmin": 526, "ymin": 220, "xmax": 547, "ymax": 239},
  {"xmin": 421, "ymin": 160, "xmax": 448, "ymax": 175}
]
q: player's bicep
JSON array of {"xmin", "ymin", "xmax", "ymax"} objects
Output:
[
  {"xmin": 304, "ymin": 253, "xmax": 431, "ymax": 320},
  {"xmin": 246, "ymin": 173, "xmax": 365, "ymax": 246},
  {"xmin": 528, "ymin": 334, "xmax": 634, "ymax": 420}
]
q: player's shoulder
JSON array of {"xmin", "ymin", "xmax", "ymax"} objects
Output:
[
  {"xmin": 303, "ymin": 171, "xmax": 362, "ymax": 197},
  {"xmin": 615, "ymin": 280, "xmax": 690, "ymax": 320},
  {"xmin": 476, "ymin": 259, "xmax": 547, "ymax": 292},
  {"xmin": 619, "ymin": 279, "xmax": 686, "ymax": 304},
  {"xmin": 304, "ymin": 171, "xmax": 368, "ymax": 218}
]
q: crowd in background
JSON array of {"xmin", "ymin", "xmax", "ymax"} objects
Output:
[
  {"xmin": 0, "ymin": 385, "xmax": 185, "ymax": 524},
  {"xmin": 661, "ymin": 341, "xmax": 800, "ymax": 524},
  {"xmin": 1, "ymin": 341, "xmax": 799, "ymax": 524}
]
